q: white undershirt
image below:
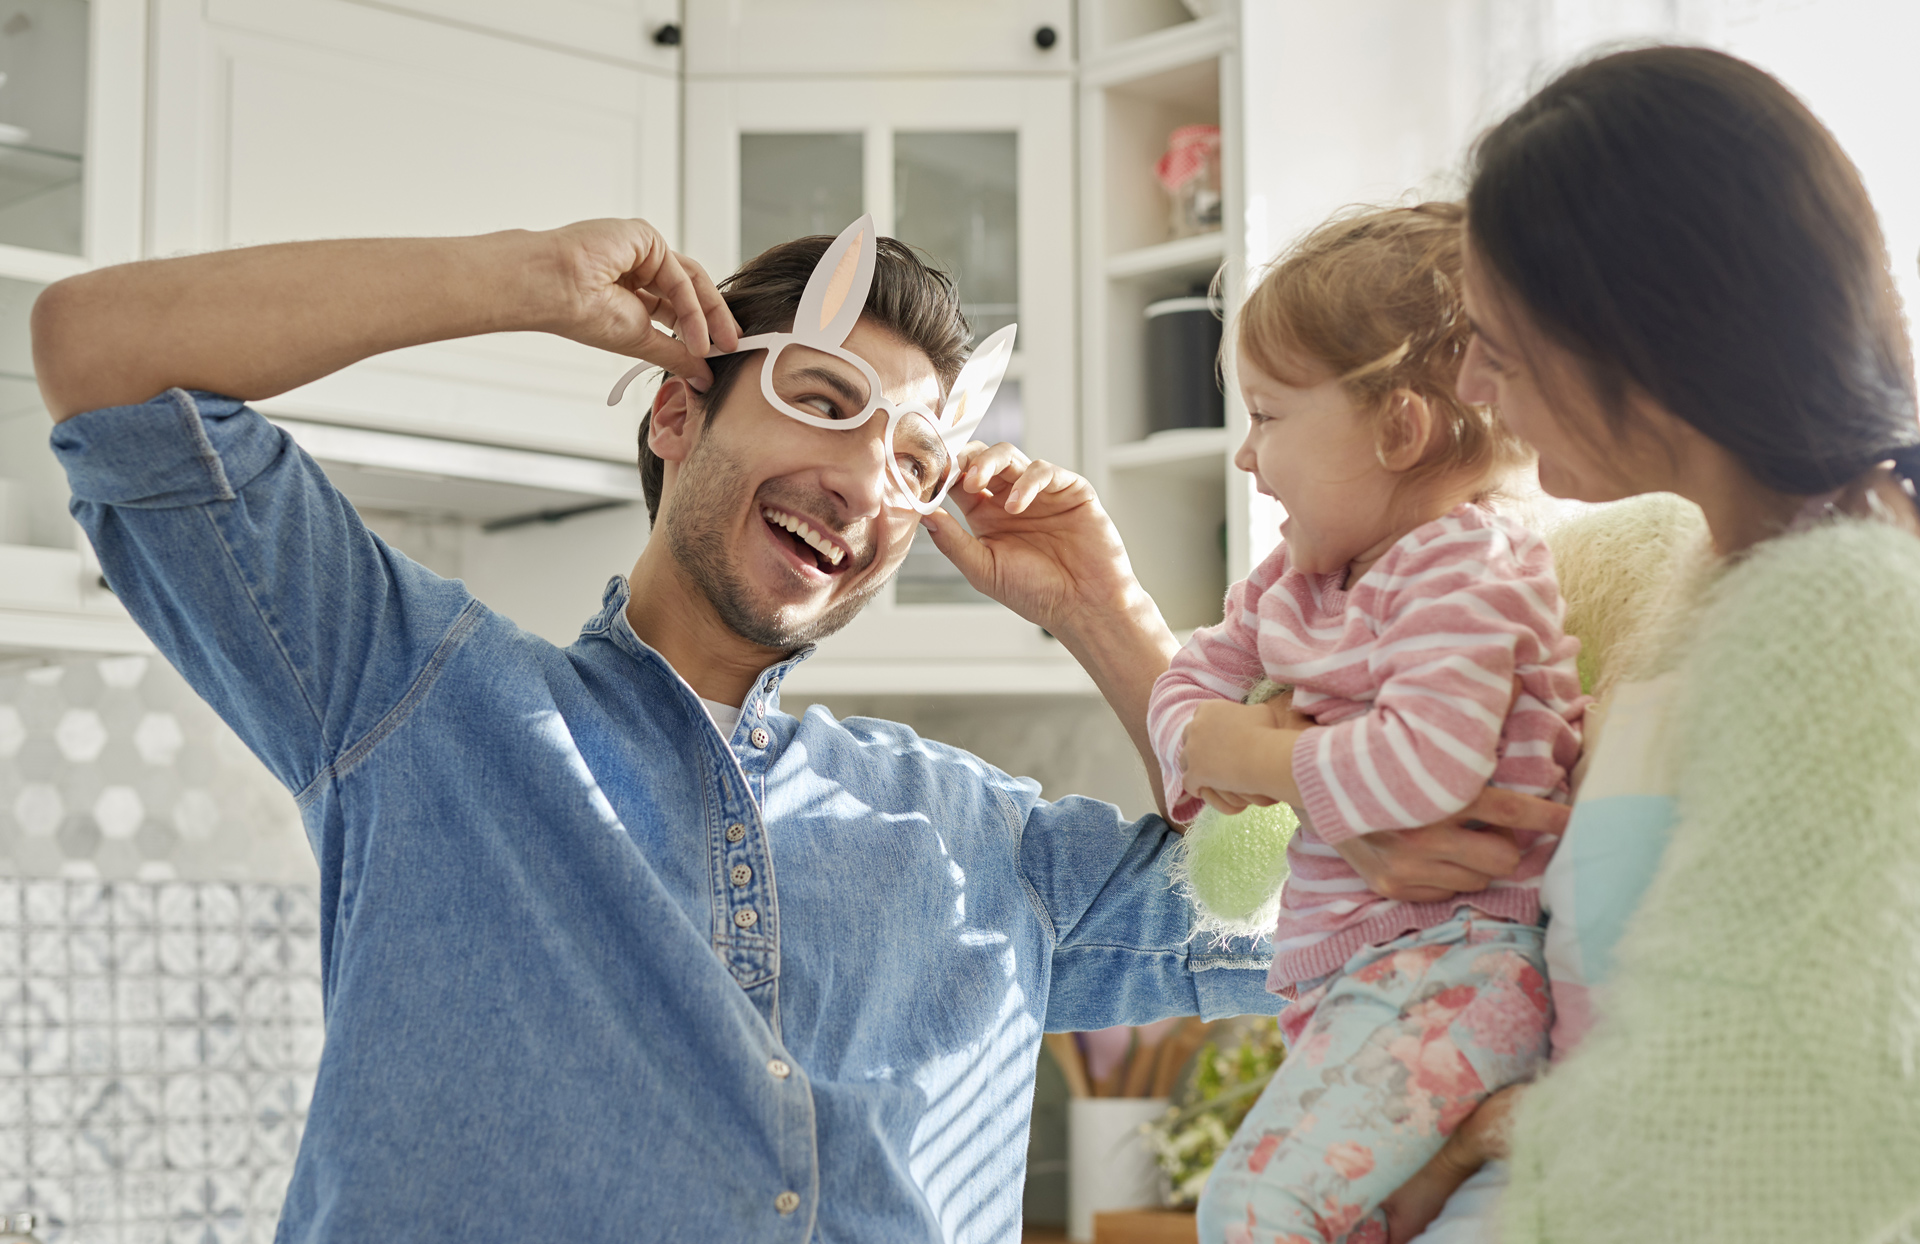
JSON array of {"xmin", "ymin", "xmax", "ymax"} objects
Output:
[{"xmin": 700, "ymin": 697, "xmax": 743, "ymax": 737}]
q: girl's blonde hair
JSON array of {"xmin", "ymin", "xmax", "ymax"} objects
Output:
[{"xmin": 1237, "ymin": 201, "xmax": 1529, "ymax": 494}]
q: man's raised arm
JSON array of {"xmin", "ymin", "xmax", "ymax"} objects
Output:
[{"xmin": 31, "ymin": 219, "xmax": 739, "ymax": 422}]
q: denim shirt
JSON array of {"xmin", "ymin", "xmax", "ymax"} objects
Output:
[{"xmin": 54, "ymin": 390, "xmax": 1278, "ymax": 1244}]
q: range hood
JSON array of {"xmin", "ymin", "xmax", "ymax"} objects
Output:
[{"xmin": 270, "ymin": 418, "xmax": 646, "ymax": 530}]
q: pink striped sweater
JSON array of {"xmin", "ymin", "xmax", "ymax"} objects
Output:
[{"xmin": 1149, "ymin": 503, "xmax": 1586, "ymax": 988}]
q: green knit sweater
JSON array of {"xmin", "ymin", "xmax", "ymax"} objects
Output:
[{"xmin": 1502, "ymin": 517, "xmax": 1920, "ymax": 1241}]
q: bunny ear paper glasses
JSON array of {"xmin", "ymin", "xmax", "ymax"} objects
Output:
[{"xmin": 607, "ymin": 215, "xmax": 1017, "ymax": 516}]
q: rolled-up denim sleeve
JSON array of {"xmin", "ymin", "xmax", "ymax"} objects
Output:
[
  {"xmin": 1020, "ymin": 794, "xmax": 1280, "ymax": 1031},
  {"xmin": 54, "ymin": 388, "xmax": 475, "ymax": 797}
]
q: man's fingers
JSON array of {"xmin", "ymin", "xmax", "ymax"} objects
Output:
[
  {"xmin": 649, "ymin": 249, "xmax": 712, "ymax": 360},
  {"xmin": 1004, "ymin": 461, "xmax": 1060, "ymax": 514},
  {"xmin": 678, "ymin": 253, "xmax": 741, "ymax": 353},
  {"xmin": 616, "ymin": 326, "xmax": 710, "ymax": 393},
  {"xmin": 917, "ymin": 507, "xmax": 991, "ymax": 585},
  {"xmin": 958, "ymin": 441, "xmax": 1031, "ymax": 492}
]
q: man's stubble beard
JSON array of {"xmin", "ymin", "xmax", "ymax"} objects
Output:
[{"xmin": 664, "ymin": 431, "xmax": 892, "ymax": 650}]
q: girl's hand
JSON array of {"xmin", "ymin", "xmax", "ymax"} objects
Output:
[
  {"xmin": 1378, "ymin": 1085, "xmax": 1526, "ymax": 1243},
  {"xmin": 1181, "ymin": 699, "xmax": 1305, "ymax": 807},
  {"xmin": 1193, "ymin": 787, "xmax": 1279, "ymax": 815}
]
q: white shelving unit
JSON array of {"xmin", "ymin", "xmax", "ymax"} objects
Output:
[
  {"xmin": 1079, "ymin": 1, "xmax": 1257, "ymax": 634},
  {"xmin": 0, "ymin": 0, "xmax": 152, "ymax": 660}
]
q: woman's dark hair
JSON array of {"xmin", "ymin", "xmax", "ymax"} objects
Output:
[
  {"xmin": 636, "ymin": 235, "xmax": 972, "ymax": 523},
  {"xmin": 1467, "ymin": 45, "xmax": 1918, "ymax": 495}
]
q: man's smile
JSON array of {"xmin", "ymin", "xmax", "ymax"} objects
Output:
[{"xmin": 759, "ymin": 502, "xmax": 855, "ymax": 576}]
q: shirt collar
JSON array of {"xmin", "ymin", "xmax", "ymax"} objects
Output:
[{"xmin": 585, "ymin": 575, "xmax": 816, "ymax": 714}]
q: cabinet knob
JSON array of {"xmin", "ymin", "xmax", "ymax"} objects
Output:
[
  {"xmin": 1033, "ymin": 24, "xmax": 1058, "ymax": 50},
  {"xmin": 652, "ymin": 23, "xmax": 681, "ymax": 47}
]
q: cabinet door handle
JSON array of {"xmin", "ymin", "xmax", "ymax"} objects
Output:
[
  {"xmin": 652, "ymin": 23, "xmax": 681, "ymax": 46},
  {"xmin": 1033, "ymin": 24, "xmax": 1058, "ymax": 50}
]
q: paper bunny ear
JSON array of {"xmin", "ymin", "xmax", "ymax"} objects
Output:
[
  {"xmin": 939, "ymin": 324, "xmax": 1018, "ymax": 445},
  {"xmin": 794, "ymin": 215, "xmax": 878, "ymax": 346}
]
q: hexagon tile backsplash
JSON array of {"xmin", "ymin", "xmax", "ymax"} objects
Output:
[{"xmin": 3, "ymin": 657, "xmax": 323, "ymax": 1243}]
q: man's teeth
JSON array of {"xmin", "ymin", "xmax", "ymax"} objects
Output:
[{"xmin": 762, "ymin": 507, "xmax": 845, "ymax": 566}]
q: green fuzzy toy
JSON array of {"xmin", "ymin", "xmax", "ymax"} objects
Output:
[{"xmin": 1166, "ymin": 678, "xmax": 1299, "ymax": 941}]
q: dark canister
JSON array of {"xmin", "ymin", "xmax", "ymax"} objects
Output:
[{"xmin": 1144, "ymin": 294, "xmax": 1224, "ymax": 433}]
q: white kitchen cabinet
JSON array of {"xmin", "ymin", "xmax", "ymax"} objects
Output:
[
  {"xmin": 684, "ymin": 0, "xmax": 1072, "ymax": 76},
  {"xmin": 683, "ymin": 59, "xmax": 1083, "ymax": 691},
  {"xmin": 146, "ymin": 0, "xmax": 680, "ymax": 463},
  {"xmin": 0, "ymin": 0, "xmax": 152, "ymax": 658}
]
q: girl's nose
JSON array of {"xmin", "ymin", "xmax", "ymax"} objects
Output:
[{"xmin": 1233, "ymin": 431, "xmax": 1258, "ymax": 474}]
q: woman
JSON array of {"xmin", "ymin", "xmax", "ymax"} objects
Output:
[{"xmin": 1383, "ymin": 44, "xmax": 1920, "ymax": 1242}]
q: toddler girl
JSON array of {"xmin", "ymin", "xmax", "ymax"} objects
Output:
[{"xmin": 1147, "ymin": 202, "xmax": 1585, "ymax": 1244}]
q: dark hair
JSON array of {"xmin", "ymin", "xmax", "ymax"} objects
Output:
[
  {"xmin": 1467, "ymin": 45, "xmax": 1918, "ymax": 495},
  {"xmin": 637, "ymin": 235, "xmax": 972, "ymax": 523}
]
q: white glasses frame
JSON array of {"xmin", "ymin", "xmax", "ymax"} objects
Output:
[{"xmin": 607, "ymin": 215, "xmax": 1017, "ymax": 518}]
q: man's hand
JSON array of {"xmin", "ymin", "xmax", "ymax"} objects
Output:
[
  {"xmin": 1181, "ymin": 699, "xmax": 1304, "ymax": 810},
  {"xmin": 1334, "ymin": 788, "xmax": 1570, "ymax": 903},
  {"xmin": 540, "ymin": 218, "xmax": 739, "ymax": 388},
  {"xmin": 918, "ymin": 440, "xmax": 1183, "ymax": 820},
  {"xmin": 919, "ymin": 441, "xmax": 1142, "ymax": 636}
]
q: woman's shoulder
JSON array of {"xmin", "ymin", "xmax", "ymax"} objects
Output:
[{"xmin": 1703, "ymin": 516, "xmax": 1920, "ymax": 663}]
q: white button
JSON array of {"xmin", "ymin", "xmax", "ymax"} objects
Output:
[
  {"xmin": 774, "ymin": 1191, "xmax": 800, "ymax": 1215},
  {"xmin": 726, "ymin": 823, "xmax": 746, "ymax": 843},
  {"xmin": 734, "ymin": 908, "xmax": 758, "ymax": 929},
  {"xmin": 731, "ymin": 864, "xmax": 752, "ymax": 887},
  {"xmin": 768, "ymin": 1058, "xmax": 791, "ymax": 1079},
  {"xmin": 749, "ymin": 727, "xmax": 771, "ymax": 749}
]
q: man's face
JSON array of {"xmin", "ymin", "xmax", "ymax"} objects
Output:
[{"xmin": 657, "ymin": 318, "xmax": 942, "ymax": 649}]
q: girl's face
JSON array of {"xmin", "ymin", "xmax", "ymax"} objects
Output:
[
  {"xmin": 1457, "ymin": 243, "xmax": 1660, "ymax": 503},
  {"xmin": 1234, "ymin": 347, "xmax": 1404, "ymax": 577}
]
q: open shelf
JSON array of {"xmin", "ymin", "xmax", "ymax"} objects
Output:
[
  {"xmin": 1082, "ymin": 10, "xmax": 1234, "ymax": 85},
  {"xmin": 1080, "ymin": 1, "xmax": 1241, "ymax": 635},
  {"xmin": 1108, "ymin": 426, "xmax": 1229, "ymax": 473},
  {"xmin": 1106, "ymin": 230, "xmax": 1223, "ymax": 281}
]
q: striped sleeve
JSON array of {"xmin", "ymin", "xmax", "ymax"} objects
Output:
[
  {"xmin": 1146, "ymin": 547, "xmax": 1289, "ymax": 825},
  {"xmin": 1292, "ymin": 523, "xmax": 1581, "ymax": 843}
]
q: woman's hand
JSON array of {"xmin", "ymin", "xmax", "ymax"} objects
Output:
[
  {"xmin": 1378, "ymin": 1085, "xmax": 1526, "ymax": 1244},
  {"xmin": 1334, "ymin": 787, "xmax": 1569, "ymax": 903}
]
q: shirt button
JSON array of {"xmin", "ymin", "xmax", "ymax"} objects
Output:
[
  {"xmin": 734, "ymin": 908, "xmax": 758, "ymax": 929},
  {"xmin": 726, "ymin": 823, "xmax": 746, "ymax": 843},
  {"xmin": 731, "ymin": 864, "xmax": 752, "ymax": 887},
  {"xmin": 768, "ymin": 1058, "xmax": 791, "ymax": 1079},
  {"xmin": 775, "ymin": 1191, "xmax": 800, "ymax": 1215},
  {"xmin": 749, "ymin": 727, "xmax": 771, "ymax": 749}
]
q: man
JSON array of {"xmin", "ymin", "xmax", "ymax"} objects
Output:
[{"xmin": 32, "ymin": 216, "xmax": 1545, "ymax": 1242}]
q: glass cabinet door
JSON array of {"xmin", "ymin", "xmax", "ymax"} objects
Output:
[
  {"xmin": 739, "ymin": 132, "xmax": 864, "ymax": 261},
  {"xmin": 894, "ymin": 130, "xmax": 1018, "ymax": 344},
  {"xmin": 686, "ymin": 73, "xmax": 1072, "ymax": 659},
  {"xmin": 0, "ymin": 0, "xmax": 87, "ymax": 256}
]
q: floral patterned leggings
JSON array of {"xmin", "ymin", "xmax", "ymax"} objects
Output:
[{"xmin": 1197, "ymin": 910, "xmax": 1550, "ymax": 1244}]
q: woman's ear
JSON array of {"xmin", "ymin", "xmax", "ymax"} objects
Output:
[
  {"xmin": 648, "ymin": 377, "xmax": 702, "ymax": 465},
  {"xmin": 1375, "ymin": 390, "xmax": 1437, "ymax": 472}
]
